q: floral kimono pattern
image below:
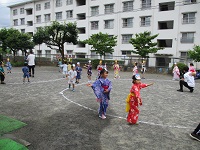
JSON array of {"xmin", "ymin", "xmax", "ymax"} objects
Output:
[
  {"xmin": 127, "ymin": 83, "xmax": 147, "ymax": 124},
  {"xmin": 92, "ymin": 78, "xmax": 112, "ymax": 116}
]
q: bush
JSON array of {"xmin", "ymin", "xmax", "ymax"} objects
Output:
[{"xmin": 11, "ymin": 61, "xmax": 24, "ymax": 67}]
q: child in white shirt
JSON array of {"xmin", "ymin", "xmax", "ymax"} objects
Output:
[
  {"xmin": 61, "ymin": 61, "xmax": 68, "ymax": 78},
  {"xmin": 67, "ymin": 64, "xmax": 77, "ymax": 92}
]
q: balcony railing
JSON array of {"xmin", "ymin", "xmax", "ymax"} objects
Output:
[
  {"xmin": 182, "ymin": 17, "xmax": 195, "ymax": 24},
  {"xmin": 123, "ymin": 6, "xmax": 133, "ymax": 12},
  {"xmin": 141, "ymin": 3, "xmax": 151, "ymax": 9},
  {"xmin": 105, "ymin": 8, "xmax": 114, "ymax": 14},
  {"xmin": 91, "ymin": 10, "xmax": 99, "ymax": 16},
  {"xmin": 183, "ymin": 0, "xmax": 196, "ymax": 4},
  {"xmin": 122, "ymin": 22, "xmax": 133, "ymax": 28},
  {"xmin": 180, "ymin": 37, "xmax": 194, "ymax": 43},
  {"xmin": 140, "ymin": 21, "xmax": 151, "ymax": 27}
]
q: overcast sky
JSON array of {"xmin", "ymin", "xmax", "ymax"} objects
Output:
[{"xmin": 0, "ymin": 0, "xmax": 29, "ymax": 28}]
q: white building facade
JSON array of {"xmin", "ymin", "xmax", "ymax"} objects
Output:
[{"xmin": 8, "ymin": 0, "xmax": 200, "ymax": 67}]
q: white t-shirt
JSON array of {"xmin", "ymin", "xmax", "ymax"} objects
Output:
[
  {"xmin": 61, "ymin": 64, "xmax": 68, "ymax": 72},
  {"xmin": 68, "ymin": 70, "xmax": 77, "ymax": 81},
  {"xmin": 27, "ymin": 54, "xmax": 35, "ymax": 66},
  {"xmin": 184, "ymin": 72, "xmax": 195, "ymax": 87}
]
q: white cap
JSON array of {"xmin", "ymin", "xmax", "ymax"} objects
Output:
[
  {"xmin": 77, "ymin": 62, "xmax": 80, "ymax": 65},
  {"xmin": 135, "ymin": 74, "xmax": 141, "ymax": 80},
  {"xmin": 72, "ymin": 64, "xmax": 76, "ymax": 67},
  {"xmin": 88, "ymin": 60, "xmax": 91, "ymax": 63}
]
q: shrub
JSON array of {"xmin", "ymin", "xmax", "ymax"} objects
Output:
[{"xmin": 11, "ymin": 61, "xmax": 24, "ymax": 67}]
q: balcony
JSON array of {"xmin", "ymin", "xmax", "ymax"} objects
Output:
[
  {"xmin": 183, "ymin": 0, "xmax": 196, "ymax": 5},
  {"xmin": 140, "ymin": 21, "xmax": 150, "ymax": 27},
  {"xmin": 122, "ymin": 22, "xmax": 133, "ymax": 28},
  {"xmin": 180, "ymin": 37, "xmax": 194, "ymax": 43}
]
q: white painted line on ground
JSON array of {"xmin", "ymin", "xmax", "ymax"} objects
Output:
[{"xmin": 60, "ymin": 82, "xmax": 193, "ymax": 129}]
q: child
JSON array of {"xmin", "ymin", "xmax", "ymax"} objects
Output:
[
  {"xmin": 172, "ymin": 63, "xmax": 180, "ymax": 80},
  {"xmin": 67, "ymin": 64, "xmax": 77, "ymax": 92},
  {"xmin": 58, "ymin": 59, "xmax": 62, "ymax": 72},
  {"xmin": 190, "ymin": 123, "xmax": 200, "ymax": 142},
  {"xmin": 126, "ymin": 74, "xmax": 153, "ymax": 124},
  {"xmin": 85, "ymin": 60, "xmax": 92, "ymax": 84},
  {"xmin": 133, "ymin": 62, "xmax": 138, "ymax": 75},
  {"xmin": 61, "ymin": 61, "xmax": 68, "ymax": 78},
  {"xmin": 189, "ymin": 63, "xmax": 196, "ymax": 73},
  {"xmin": 88, "ymin": 69, "xmax": 112, "ymax": 119},
  {"xmin": 6, "ymin": 58, "xmax": 12, "ymax": 74},
  {"xmin": 75, "ymin": 62, "xmax": 82, "ymax": 84},
  {"xmin": 141, "ymin": 61, "xmax": 146, "ymax": 79},
  {"xmin": 22, "ymin": 63, "xmax": 30, "ymax": 83},
  {"xmin": 96, "ymin": 60, "xmax": 104, "ymax": 79},
  {"xmin": 0, "ymin": 61, "xmax": 6, "ymax": 84},
  {"xmin": 67, "ymin": 62, "xmax": 71, "ymax": 72},
  {"xmin": 113, "ymin": 60, "xmax": 120, "ymax": 79}
]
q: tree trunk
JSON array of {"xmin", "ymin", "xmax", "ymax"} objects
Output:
[
  {"xmin": 13, "ymin": 50, "xmax": 16, "ymax": 62},
  {"xmin": 61, "ymin": 45, "xmax": 65, "ymax": 64}
]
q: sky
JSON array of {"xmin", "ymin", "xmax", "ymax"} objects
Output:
[{"xmin": 0, "ymin": 0, "xmax": 29, "ymax": 28}]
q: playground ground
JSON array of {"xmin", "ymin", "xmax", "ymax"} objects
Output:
[{"xmin": 0, "ymin": 66, "xmax": 199, "ymax": 150}]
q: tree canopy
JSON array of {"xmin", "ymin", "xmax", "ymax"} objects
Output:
[
  {"xmin": 33, "ymin": 21, "xmax": 78, "ymax": 62},
  {"xmin": 0, "ymin": 28, "xmax": 34, "ymax": 61},
  {"xmin": 129, "ymin": 31, "xmax": 163, "ymax": 58},
  {"xmin": 188, "ymin": 45, "xmax": 200, "ymax": 62},
  {"xmin": 83, "ymin": 32, "xmax": 117, "ymax": 59}
]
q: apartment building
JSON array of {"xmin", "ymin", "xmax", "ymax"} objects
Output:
[{"xmin": 8, "ymin": 0, "xmax": 200, "ymax": 66}]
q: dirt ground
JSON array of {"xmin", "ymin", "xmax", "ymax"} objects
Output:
[{"xmin": 0, "ymin": 66, "xmax": 199, "ymax": 150}]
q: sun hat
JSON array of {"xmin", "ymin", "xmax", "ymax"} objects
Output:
[{"xmin": 135, "ymin": 74, "xmax": 141, "ymax": 80}]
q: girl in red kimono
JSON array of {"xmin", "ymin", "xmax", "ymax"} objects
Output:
[{"xmin": 126, "ymin": 74, "xmax": 153, "ymax": 124}]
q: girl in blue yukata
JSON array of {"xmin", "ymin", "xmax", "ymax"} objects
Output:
[{"xmin": 88, "ymin": 69, "xmax": 112, "ymax": 119}]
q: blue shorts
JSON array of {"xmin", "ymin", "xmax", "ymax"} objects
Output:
[{"xmin": 23, "ymin": 74, "xmax": 29, "ymax": 78}]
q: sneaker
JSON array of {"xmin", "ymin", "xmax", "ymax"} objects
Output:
[
  {"xmin": 32, "ymin": 75, "xmax": 34, "ymax": 77},
  {"xmin": 72, "ymin": 89, "xmax": 75, "ymax": 92},
  {"xmin": 99, "ymin": 115, "xmax": 102, "ymax": 119},
  {"xmin": 190, "ymin": 88, "xmax": 194, "ymax": 93},
  {"xmin": 190, "ymin": 133, "xmax": 200, "ymax": 142},
  {"xmin": 177, "ymin": 89, "xmax": 183, "ymax": 92},
  {"xmin": 102, "ymin": 114, "xmax": 106, "ymax": 119}
]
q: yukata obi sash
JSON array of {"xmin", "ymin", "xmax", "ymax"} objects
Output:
[{"xmin": 125, "ymin": 93, "xmax": 135, "ymax": 112}]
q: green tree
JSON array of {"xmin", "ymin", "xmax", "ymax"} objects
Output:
[
  {"xmin": 129, "ymin": 31, "xmax": 163, "ymax": 58},
  {"xmin": 83, "ymin": 32, "xmax": 117, "ymax": 59},
  {"xmin": 188, "ymin": 45, "xmax": 200, "ymax": 62},
  {"xmin": 19, "ymin": 33, "xmax": 35, "ymax": 55},
  {"xmin": 0, "ymin": 28, "xmax": 9, "ymax": 54},
  {"xmin": 33, "ymin": 21, "xmax": 78, "ymax": 62}
]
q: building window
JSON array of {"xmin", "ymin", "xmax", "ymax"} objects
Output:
[
  {"xmin": 182, "ymin": 12, "xmax": 195, "ymax": 24},
  {"xmin": 158, "ymin": 21, "xmax": 173, "ymax": 29},
  {"xmin": 44, "ymin": 14, "xmax": 51, "ymax": 22},
  {"xmin": 21, "ymin": 29, "xmax": 25, "ymax": 33},
  {"xmin": 91, "ymin": 6, "xmax": 99, "ymax": 16},
  {"xmin": 27, "ymin": 21, "xmax": 33, "ymax": 26},
  {"xmin": 66, "ymin": 10, "xmax": 73, "ymax": 18},
  {"xmin": 20, "ymin": 8, "xmax": 24, "ymax": 14},
  {"xmin": 105, "ymin": 53, "xmax": 113, "ymax": 59},
  {"xmin": 123, "ymin": 1, "xmax": 133, "ymax": 12},
  {"xmin": 13, "ymin": 19, "xmax": 18, "ymax": 26},
  {"xmin": 122, "ymin": 34, "xmax": 132, "ymax": 44},
  {"xmin": 56, "ymin": 12, "xmax": 62, "ymax": 20},
  {"xmin": 78, "ymin": 27, "xmax": 86, "ymax": 34},
  {"xmin": 91, "ymin": 21, "xmax": 99, "ymax": 30},
  {"xmin": 56, "ymin": 0, "xmax": 62, "ymax": 7},
  {"xmin": 20, "ymin": 18, "xmax": 25, "ymax": 25},
  {"xmin": 13, "ymin": 9, "xmax": 18, "ymax": 16},
  {"xmin": 66, "ymin": 50, "xmax": 73, "ymax": 54},
  {"xmin": 180, "ymin": 52, "xmax": 188, "ymax": 58},
  {"xmin": 122, "ymin": 18, "xmax": 133, "ymax": 28},
  {"xmin": 26, "ymin": 9, "xmax": 33, "ymax": 15},
  {"xmin": 157, "ymin": 39, "xmax": 173, "ymax": 47},
  {"xmin": 91, "ymin": 51, "xmax": 98, "ymax": 59},
  {"xmin": 36, "ymin": 4, "xmax": 41, "ymax": 11},
  {"xmin": 141, "ymin": 0, "xmax": 151, "ymax": 9},
  {"xmin": 181, "ymin": 32, "xmax": 194, "ymax": 43},
  {"xmin": 140, "ymin": 16, "xmax": 151, "ymax": 27},
  {"xmin": 36, "ymin": 15, "xmax": 41, "ymax": 23},
  {"xmin": 66, "ymin": 0, "xmax": 73, "ymax": 5},
  {"xmin": 159, "ymin": 2, "xmax": 175, "ymax": 11},
  {"xmin": 183, "ymin": 0, "xmax": 196, "ymax": 4},
  {"xmin": 76, "ymin": 0, "xmax": 86, "ymax": 6},
  {"xmin": 45, "ymin": 50, "xmax": 51, "ymax": 58},
  {"xmin": 121, "ymin": 50, "xmax": 131, "ymax": 55},
  {"xmin": 105, "ymin": 4, "xmax": 114, "ymax": 14},
  {"xmin": 77, "ymin": 13, "xmax": 86, "ymax": 20},
  {"xmin": 45, "ymin": 2, "xmax": 51, "ymax": 9},
  {"xmin": 105, "ymin": 20, "xmax": 114, "ymax": 29}
]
